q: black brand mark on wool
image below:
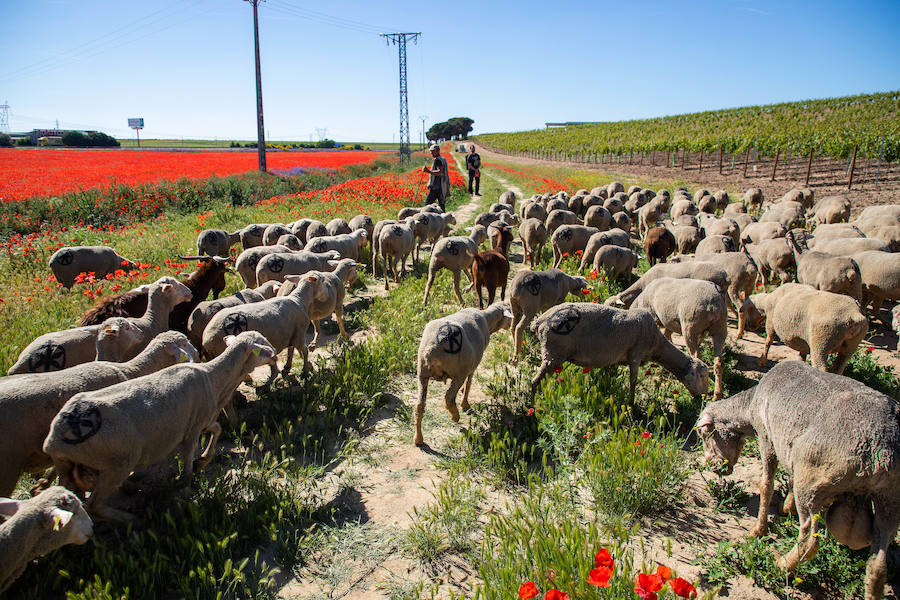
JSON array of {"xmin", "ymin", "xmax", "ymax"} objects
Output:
[
  {"xmin": 223, "ymin": 313, "xmax": 248, "ymax": 336},
  {"xmin": 436, "ymin": 323, "xmax": 463, "ymax": 354},
  {"xmin": 549, "ymin": 306, "xmax": 580, "ymax": 335},
  {"xmin": 57, "ymin": 249, "xmax": 74, "ymax": 266},
  {"xmin": 29, "ymin": 341, "xmax": 66, "ymax": 371},
  {"xmin": 523, "ymin": 274, "xmax": 542, "ymax": 296},
  {"xmin": 559, "ymin": 228, "xmax": 573, "ymax": 242},
  {"xmin": 447, "ymin": 240, "xmax": 459, "ymax": 256},
  {"xmin": 268, "ymin": 256, "xmax": 285, "ymax": 273},
  {"xmin": 60, "ymin": 401, "xmax": 101, "ymax": 445}
]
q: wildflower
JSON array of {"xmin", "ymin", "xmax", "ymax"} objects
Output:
[
  {"xmin": 633, "ymin": 441, "xmax": 641, "ymax": 446},
  {"xmin": 586, "ymin": 566, "xmax": 612, "ymax": 587},
  {"xmin": 583, "ymin": 367, "xmax": 591, "ymax": 373},
  {"xmin": 544, "ymin": 590, "xmax": 569, "ymax": 600},
  {"xmin": 547, "ymin": 569, "xmax": 555, "ymax": 581},
  {"xmin": 553, "ymin": 366, "xmax": 563, "ymax": 373},
  {"xmin": 642, "ymin": 431, "xmax": 652, "ymax": 439},
  {"xmin": 594, "ymin": 548, "xmax": 614, "ymax": 569},
  {"xmin": 670, "ymin": 577, "xmax": 697, "ymax": 598},
  {"xmin": 563, "ymin": 252, "xmax": 569, "ymax": 258},
  {"xmin": 672, "ymin": 390, "xmax": 679, "ymax": 396},
  {"xmin": 582, "ymin": 288, "xmax": 591, "ymax": 294},
  {"xmin": 518, "ymin": 581, "xmax": 539, "ymax": 599},
  {"xmin": 866, "ymin": 346, "xmax": 874, "ymax": 352},
  {"xmin": 634, "ymin": 572, "xmax": 665, "ymax": 600},
  {"xmin": 656, "ymin": 565, "xmax": 672, "ymax": 581},
  {"xmin": 527, "ymin": 408, "xmax": 535, "ymax": 416}
]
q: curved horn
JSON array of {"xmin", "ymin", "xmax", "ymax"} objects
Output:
[{"xmin": 212, "ymin": 256, "xmax": 230, "ymax": 263}]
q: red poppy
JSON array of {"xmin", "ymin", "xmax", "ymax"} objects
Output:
[
  {"xmin": 586, "ymin": 567, "xmax": 612, "ymax": 587},
  {"xmin": 670, "ymin": 577, "xmax": 697, "ymax": 598},
  {"xmin": 656, "ymin": 565, "xmax": 672, "ymax": 581},
  {"xmin": 594, "ymin": 548, "xmax": 614, "ymax": 569},
  {"xmin": 518, "ymin": 581, "xmax": 539, "ymax": 599},
  {"xmin": 635, "ymin": 572, "xmax": 665, "ymax": 598},
  {"xmin": 544, "ymin": 590, "xmax": 569, "ymax": 600},
  {"xmin": 642, "ymin": 431, "xmax": 652, "ymax": 439},
  {"xmin": 583, "ymin": 367, "xmax": 591, "ymax": 373},
  {"xmin": 582, "ymin": 288, "xmax": 591, "ymax": 294},
  {"xmin": 553, "ymin": 366, "xmax": 563, "ymax": 373},
  {"xmin": 527, "ymin": 408, "xmax": 535, "ymax": 416}
]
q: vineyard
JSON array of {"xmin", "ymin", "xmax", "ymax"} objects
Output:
[{"xmin": 476, "ymin": 91, "xmax": 900, "ymax": 162}]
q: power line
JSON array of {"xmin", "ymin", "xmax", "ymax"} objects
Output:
[{"xmin": 266, "ymin": 0, "xmax": 392, "ymax": 35}]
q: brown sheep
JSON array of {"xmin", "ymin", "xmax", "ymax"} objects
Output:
[
  {"xmin": 643, "ymin": 226, "xmax": 676, "ymax": 266},
  {"xmin": 472, "ymin": 227, "xmax": 514, "ymax": 309}
]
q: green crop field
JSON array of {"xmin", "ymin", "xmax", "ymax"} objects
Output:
[{"xmin": 477, "ymin": 91, "xmax": 900, "ymax": 162}]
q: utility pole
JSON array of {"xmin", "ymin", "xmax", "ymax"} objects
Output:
[
  {"xmin": 0, "ymin": 101, "xmax": 9, "ymax": 133},
  {"xmin": 245, "ymin": 0, "xmax": 266, "ymax": 172},
  {"xmin": 381, "ymin": 32, "xmax": 420, "ymax": 163},
  {"xmin": 419, "ymin": 115, "xmax": 428, "ymax": 149}
]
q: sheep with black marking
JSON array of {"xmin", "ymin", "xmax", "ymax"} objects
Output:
[
  {"xmin": 255, "ymin": 249, "xmax": 341, "ymax": 285},
  {"xmin": 423, "ymin": 228, "xmax": 487, "ymax": 305},
  {"xmin": 0, "ymin": 331, "xmax": 198, "ymax": 497},
  {"xmin": 414, "ymin": 302, "xmax": 512, "ymax": 446},
  {"xmin": 186, "ymin": 281, "xmax": 281, "ymax": 348},
  {"xmin": 45, "ymin": 331, "xmax": 277, "ymax": 523},
  {"xmin": 519, "ymin": 217, "xmax": 548, "ymax": 269},
  {"xmin": 509, "ymin": 269, "xmax": 588, "ymax": 362},
  {"xmin": 632, "ymin": 277, "xmax": 727, "ymax": 399},
  {"xmin": 0, "ymin": 487, "xmax": 93, "ymax": 592},
  {"xmin": 551, "ymin": 225, "xmax": 599, "ymax": 268},
  {"xmin": 304, "ymin": 229, "xmax": 368, "ymax": 261},
  {"xmin": 578, "ymin": 229, "xmax": 631, "ymax": 270},
  {"xmin": 235, "ymin": 244, "xmax": 292, "ymax": 287},
  {"xmin": 605, "ymin": 261, "xmax": 729, "ymax": 308},
  {"xmin": 530, "ymin": 303, "xmax": 709, "ymax": 401},
  {"xmin": 49, "ymin": 246, "xmax": 137, "ymax": 289},
  {"xmin": 196, "ymin": 229, "xmax": 241, "ymax": 257}
]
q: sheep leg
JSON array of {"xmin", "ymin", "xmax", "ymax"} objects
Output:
[
  {"xmin": 759, "ymin": 324, "xmax": 776, "ymax": 367},
  {"xmin": 500, "ymin": 279, "xmax": 507, "ymax": 301},
  {"xmin": 423, "ymin": 264, "xmax": 438, "ymax": 305},
  {"xmin": 476, "ymin": 281, "xmax": 485, "ymax": 310},
  {"xmin": 414, "ymin": 375, "xmax": 429, "ymax": 446},
  {"xmin": 865, "ymin": 498, "xmax": 900, "ymax": 600},
  {"xmin": 444, "ymin": 377, "xmax": 465, "ymax": 422},
  {"xmin": 179, "ymin": 436, "xmax": 200, "ymax": 489},
  {"xmin": 309, "ymin": 320, "xmax": 322, "ymax": 350},
  {"xmin": 282, "ymin": 347, "xmax": 295, "ymax": 377},
  {"xmin": 460, "ymin": 374, "xmax": 475, "ymax": 413},
  {"xmin": 194, "ymin": 422, "xmax": 222, "ymax": 473},
  {"xmin": 749, "ymin": 453, "xmax": 778, "ymax": 537},
  {"xmin": 512, "ymin": 312, "xmax": 531, "ymax": 364},
  {"xmin": 712, "ymin": 329, "xmax": 726, "ymax": 401},
  {"xmin": 335, "ymin": 308, "xmax": 348, "ymax": 339},
  {"xmin": 450, "ymin": 270, "xmax": 465, "ymax": 305},
  {"xmin": 776, "ymin": 491, "xmax": 823, "ymax": 571},
  {"xmin": 552, "ymin": 246, "xmax": 561, "ymax": 269},
  {"xmin": 383, "ymin": 253, "xmax": 390, "ymax": 291},
  {"xmin": 628, "ymin": 362, "xmax": 638, "ymax": 402},
  {"xmin": 222, "ymin": 398, "xmax": 239, "ymax": 428},
  {"xmin": 85, "ymin": 468, "xmax": 137, "ymax": 524},
  {"xmin": 530, "ymin": 359, "xmax": 557, "ymax": 397},
  {"xmin": 487, "ymin": 283, "xmax": 497, "ymax": 306}
]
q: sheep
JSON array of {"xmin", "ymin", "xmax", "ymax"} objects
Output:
[
  {"xmin": 475, "ymin": 210, "xmax": 517, "ymax": 229},
  {"xmin": 519, "ymin": 217, "xmax": 548, "ymax": 269},
  {"xmin": 566, "ymin": 194, "xmax": 584, "ymax": 215},
  {"xmin": 593, "ymin": 245, "xmax": 639, "ymax": 280},
  {"xmin": 671, "ymin": 225, "xmax": 703, "ymax": 254},
  {"xmin": 696, "ymin": 361, "xmax": 900, "ymax": 600},
  {"xmin": 607, "ymin": 181, "xmax": 625, "ymax": 196},
  {"xmin": 545, "ymin": 197, "xmax": 568, "ymax": 213},
  {"xmin": 235, "ymin": 244, "xmax": 292, "ymax": 287},
  {"xmin": 203, "ymin": 274, "xmax": 329, "ymax": 386},
  {"xmin": 742, "ymin": 239, "xmax": 795, "ymax": 286},
  {"xmin": 603, "ymin": 196, "xmax": 624, "ymax": 215},
  {"xmin": 49, "ymin": 246, "xmax": 137, "ymax": 289},
  {"xmin": 0, "ymin": 331, "xmax": 198, "ymax": 496},
  {"xmin": 379, "ymin": 218, "xmax": 417, "ymax": 290},
  {"xmin": 305, "ymin": 259, "xmax": 360, "ymax": 348},
  {"xmin": 787, "ymin": 231, "xmax": 862, "ymax": 300},
  {"xmin": 578, "ymin": 229, "xmax": 631, "ymax": 270},
  {"xmin": 808, "ymin": 195, "xmax": 851, "ymax": 225},
  {"xmin": 701, "ymin": 216, "xmax": 741, "ymax": 248},
  {"xmin": 760, "ymin": 201, "xmax": 804, "ymax": 229},
  {"xmin": 862, "ymin": 225, "xmax": 900, "ymax": 252},
  {"xmin": 671, "ymin": 199, "xmax": 700, "ymax": 220},
  {"xmin": 583, "ymin": 205, "xmax": 612, "ymax": 230},
  {"xmin": 236, "ymin": 224, "xmax": 268, "ymax": 249},
  {"xmin": 808, "ymin": 223, "xmax": 864, "ymax": 243},
  {"xmin": 670, "ymin": 252, "xmax": 759, "ymax": 317},
  {"xmin": 637, "ymin": 198, "xmax": 666, "ymax": 239},
  {"xmin": 673, "ymin": 214, "xmax": 700, "ymax": 228},
  {"xmin": 612, "ymin": 211, "xmax": 632, "ymax": 234},
  {"xmin": 414, "ymin": 303, "xmax": 512, "ymax": 445},
  {"xmin": 741, "ymin": 189, "xmax": 764, "ymax": 214},
  {"xmin": 275, "ymin": 234, "xmax": 303, "ymax": 251},
  {"xmin": 695, "ymin": 234, "xmax": 736, "ymax": 255},
  {"xmin": 697, "ymin": 194, "xmax": 718, "ymax": 214},
  {"xmin": 530, "ymin": 303, "xmax": 709, "ymax": 401},
  {"xmin": 643, "ymin": 226, "xmax": 676, "ymax": 266},
  {"xmin": 79, "ymin": 255, "xmax": 231, "ymax": 330},
  {"xmin": 255, "ymin": 249, "xmax": 341, "ymax": 285},
  {"xmin": 632, "ymin": 277, "xmax": 727, "ymax": 399},
  {"xmin": 472, "ymin": 227, "xmax": 513, "ymax": 309},
  {"xmin": 731, "ymin": 213, "xmax": 756, "ymax": 232},
  {"xmin": 93, "ymin": 277, "xmax": 194, "ymax": 362},
  {"xmin": 196, "ymin": 229, "xmax": 241, "ymax": 257},
  {"xmin": 713, "ymin": 190, "xmax": 730, "ymax": 211},
  {"xmin": 291, "ymin": 219, "xmax": 325, "ymax": 243},
  {"xmin": 851, "ymin": 251, "xmax": 900, "ymax": 316},
  {"xmin": 423, "ymin": 228, "xmax": 486, "ymax": 305},
  {"xmin": 305, "ymin": 220, "xmax": 329, "ymax": 241},
  {"xmin": 812, "ymin": 237, "xmax": 889, "ymax": 256},
  {"xmin": 371, "ymin": 219, "xmax": 396, "ymax": 276},
  {"xmin": 858, "ymin": 204, "xmax": 900, "ymax": 222},
  {"xmin": 624, "ymin": 190, "xmax": 649, "ymax": 215},
  {"xmin": 0, "ymin": 487, "xmax": 93, "ymax": 593},
  {"xmin": 778, "ymin": 187, "xmax": 815, "ymax": 210},
  {"xmin": 499, "ymin": 190, "xmax": 517, "ymax": 206},
  {"xmin": 550, "ymin": 225, "xmax": 599, "ymax": 269},
  {"xmin": 397, "ymin": 204, "xmax": 443, "ymax": 220},
  {"xmin": 186, "ymin": 281, "xmax": 281, "ymax": 348},
  {"xmin": 509, "ymin": 269, "xmax": 588, "ymax": 362},
  {"xmin": 605, "ymin": 261, "xmax": 729, "ymax": 308},
  {"xmin": 487, "ymin": 218, "xmax": 515, "ymax": 249},
  {"xmin": 305, "ymin": 229, "xmax": 368, "ymax": 261},
  {"xmin": 348, "ymin": 214, "xmax": 375, "ymax": 257},
  {"xmin": 44, "ymin": 331, "xmax": 277, "ymax": 523},
  {"xmin": 325, "ymin": 218, "xmax": 351, "ymax": 236},
  {"xmin": 521, "ymin": 201, "xmax": 548, "ymax": 222},
  {"xmin": 737, "ymin": 283, "xmax": 868, "ymax": 373},
  {"xmin": 414, "ymin": 212, "xmax": 457, "ymax": 261},
  {"xmin": 262, "ymin": 224, "xmax": 291, "ymax": 246},
  {"xmin": 544, "ymin": 209, "xmax": 580, "ymax": 233},
  {"xmin": 725, "ymin": 201, "xmax": 747, "ymax": 215}
]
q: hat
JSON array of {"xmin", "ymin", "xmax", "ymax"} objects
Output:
[{"xmin": 429, "ymin": 144, "xmax": 440, "ymax": 152}]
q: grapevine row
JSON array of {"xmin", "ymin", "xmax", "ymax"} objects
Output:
[{"xmin": 475, "ymin": 91, "xmax": 900, "ymax": 162}]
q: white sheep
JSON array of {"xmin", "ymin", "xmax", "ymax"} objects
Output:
[
  {"xmin": 44, "ymin": 331, "xmax": 277, "ymax": 523},
  {"xmin": 186, "ymin": 281, "xmax": 281, "ymax": 348},
  {"xmin": 605, "ymin": 261, "xmax": 729, "ymax": 308},
  {"xmin": 0, "ymin": 487, "xmax": 93, "ymax": 593},
  {"xmin": 379, "ymin": 218, "xmax": 417, "ymax": 290},
  {"xmin": 0, "ymin": 331, "xmax": 198, "ymax": 496},
  {"xmin": 262, "ymin": 223, "xmax": 291, "ymax": 246},
  {"xmin": 632, "ymin": 277, "xmax": 727, "ymax": 399},
  {"xmin": 808, "ymin": 195, "xmax": 851, "ymax": 225},
  {"xmin": 414, "ymin": 303, "xmax": 512, "ymax": 446},
  {"xmin": 592, "ymin": 245, "xmax": 639, "ymax": 280},
  {"xmin": 235, "ymin": 244, "xmax": 292, "ymax": 287},
  {"xmin": 787, "ymin": 231, "xmax": 863, "ymax": 301},
  {"xmin": 325, "ymin": 218, "xmax": 351, "ymax": 236},
  {"xmin": 851, "ymin": 251, "xmax": 900, "ymax": 316},
  {"xmin": 742, "ymin": 239, "xmax": 795, "ymax": 286},
  {"xmin": 530, "ymin": 303, "xmax": 709, "ymax": 401},
  {"xmin": 305, "ymin": 259, "xmax": 360, "ymax": 348},
  {"xmin": 423, "ymin": 228, "xmax": 486, "ymax": 305},
  {"xmin": 49, "ymin": 246, "xmax": 137, "ymax": 289},
  {"xmin": 275, "ymin": 233, "xmax": 304, "ymax": 251},
  {"xmin": 196, "ymin": 229, "xmax": 241, "ymax": 257},
  {"xmin": 578, "ymin": 229, "xmax": 631, "ymax": 271},
  {"xmin": 508, "ymin": 269, "xmax": 588, "ymax": 362},
  {"xmin": 551, "ymin": 224, "xmax": 599, "ymax": 268},
  {"xmin": 255, "ymin": 249, "xmax": 341, "ymax": 285},
  {"xmin": 670, "ymin": 252, "xmax": 759, "ymax": 317},
  {"xmin": 304, "ymin": 229, "xmax": 367, "ymax": 261}
]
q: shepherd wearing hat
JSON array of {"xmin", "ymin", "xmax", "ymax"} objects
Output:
[
  {"xmin": 465, "ymin": 144, "xmax": 482, "ymax": 196},
  {"xmin": 421, "ymin": 144, "xmax": 450, "ymax": 211}
]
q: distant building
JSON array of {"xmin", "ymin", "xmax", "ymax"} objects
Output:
[
  {"xmin": 544, "ymin": 122, "xmax": 603, "ymax": 129},
  {"xmin": 7, "ymin": 129, "xmax": 99, "ymax": 144}
]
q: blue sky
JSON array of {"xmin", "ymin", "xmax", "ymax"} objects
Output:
[{"xmin": 2, "ymin": 0, "xmax": 899, "ymax": 142}]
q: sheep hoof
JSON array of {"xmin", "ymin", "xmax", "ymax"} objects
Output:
[
  {"xmin": 461, "ymin": 401, "xmax": 471, "ymax": 413},
  {"xmin": 414, "ymin": 435, "xmax": 424, "ymax": 446},
  {"xmin": 748, "ymin": 524, "xmax": 768, "ymax": 538},
  {"xmin": 757, "ymin": 358, "xmax": 768, "ymax": 368}
]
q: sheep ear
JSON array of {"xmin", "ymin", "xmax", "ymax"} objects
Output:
[
  {"xmin": 103, "ymin": 323, "xmax": 120, "ymax": 335},
  {"xmin": 0, "ymin": 498, "xmax": 20, "ymax": 516},
  {"xmin": 284, "ymin": 275, "xmax": 301, "ymax": 283},
  {"xmin": 272, "ymin": 284, "xmax": 281, "ymax": 293},
  {"xmin": 327, "ymin": 260, "xmax": 340, "ymax": 268},
  {"xmin": 614, "ymin": 297, "xmax": 625, "ymax": 306},
  {"xmin": 161, "ymin": 284, "xmax": 172, "ymax": 293},
  {"xmin": 696, "ymin": 414, "xmax": 714, "ymax": 434},
  {"xmin": 224, "ymin": 335, "xmax": 237, "ymax": 347},
  {"xmin": 50, "ymin": 507, "xmax": 74, "ymax": 531},
  {"xmin": 503, "ymin": 308, "xmax": 514, "ymax": 318},
  {"xmin": 307, "ymin": 274, "xmax": 320, "ymax": 282},
  {"xmin": 177, "ymin": 348, "xmax": 193, "ymax": 363},
  {"xmin": 251, "ymin": 341, "xmax": 275, "ymax": 359}
]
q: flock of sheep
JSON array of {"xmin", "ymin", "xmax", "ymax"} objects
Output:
[{"xmin": 1, "ymin": 176, "xmax": 900, "ymax": 598}]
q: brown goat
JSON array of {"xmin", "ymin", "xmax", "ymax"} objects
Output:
[
  {"xmin": 472, "ymin": 227, "xmax": 513, "ymax": 309},
  {"xmin": 644, "ymin": 226, "xmax": 676, "ymax": 266},
  {"xmin": 78, "ymin": 257, "xmax": 231, "ymax": 332}
]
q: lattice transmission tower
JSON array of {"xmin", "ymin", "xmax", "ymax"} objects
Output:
[
  {"xmin": 381, "ymin": 33, "xmax": 420, "ymax": 163},
  {"xmin": 0, "ymin": 101, "xmax": 9, "ymax": 134}
]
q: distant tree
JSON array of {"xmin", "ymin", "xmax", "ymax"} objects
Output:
[
  {"xmin": 62, "ymin": 131, "xmax": 91, "ymax": 147},
  {"xmin": 15, "ymin": 137, "xmax": 34, "ymax": 146},
  {"xmin": 427, "ymin": 117, "xmax": 475, "ymax": 142},
  {"xmin": 87, "ymin": 131, "xmax": 119, "ymax": 147},
  {"xmin": 0, "ymin": 134, "xmax": 12, "ymax": 147},
  {"xmin": 315, "ymin": 138, "xmax": 336, "ymax": 148}
]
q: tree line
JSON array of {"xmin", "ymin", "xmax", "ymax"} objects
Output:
[{"xmin": 426, "ymin": 117, "xmax": 474, "ymax": 143}]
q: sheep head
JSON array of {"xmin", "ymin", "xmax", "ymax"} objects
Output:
[
  {"xmin": 695, "ymin": 408, "xmax": 746, "ymax": 476},
  {"xmin": 683, "ymin": 358, "xmax": 710, "ymax": 398},
  {"xmin": 224, "ymin": 331, "xmax": 276, "ymax": 368}
]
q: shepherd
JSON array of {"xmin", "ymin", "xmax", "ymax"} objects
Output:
[
  {"xmin": 421, "ymin": 143, "xmax": 450, "ymax": 211},
  {"xmin": 465, "ymin": 144, "xmax": 482, "ymax": 196}
]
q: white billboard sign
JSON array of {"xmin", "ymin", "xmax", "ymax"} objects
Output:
[{"xmin": 128, "ymin": 118, "xmax": 144, "ymax": 130}]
